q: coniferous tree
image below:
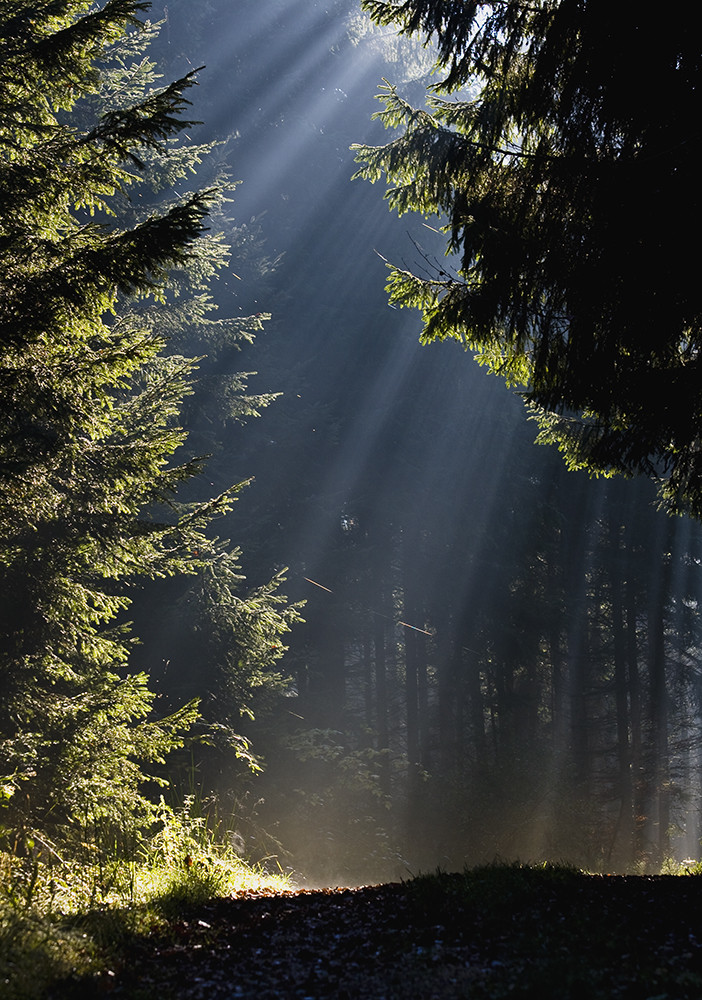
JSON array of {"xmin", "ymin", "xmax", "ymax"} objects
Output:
[
  {"xmin": 354, "ymin": 2, "xmax": 702, "ymax": 517},
  {"xmin": 0, "ymin": 0, "xmax": 292, "ymax": 858},
  {"xmin": 93, "ymin": 15, "xmax": 302, "ymax": 788}
]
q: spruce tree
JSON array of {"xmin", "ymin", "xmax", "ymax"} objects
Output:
[
  {"xmin": 0, "ymin": 0, "xmax": 281, "ymax": 858},
  {"xmin": 354, "ymin": 2, "xmax": 702, "ymax": 517}
]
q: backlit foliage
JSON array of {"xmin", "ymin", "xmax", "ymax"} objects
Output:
[
  {"xmin": 354, "ymin": 1, "xmax": 702, "ymax": 516},
  {"xmin": 0, "ymin": 1, "xmax": 290, "ymax": 864}
]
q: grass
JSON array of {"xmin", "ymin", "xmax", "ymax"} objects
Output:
[
  {"xmin": 0, "ymin": 861, "xmax": 290, "ymax": 1000},
  {"xmin": 0, "ymin": 797, "xmax": 291, "ymax": 1000}
]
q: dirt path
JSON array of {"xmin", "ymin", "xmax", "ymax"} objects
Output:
[{"xmin": 53, "ymin": 870, "xmax": 702, "ymax": 999}]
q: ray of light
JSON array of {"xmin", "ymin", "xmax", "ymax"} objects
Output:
[
  {"xmin": 303, "ymin": 577, "xmax": 334, "ymax": 594},
  {"xmin": 157, "ymin": 0, "xmax": 702, "ymax": 879}
]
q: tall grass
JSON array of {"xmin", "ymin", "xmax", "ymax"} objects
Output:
[{"xmin": 0, "ymin": 796, "xmax": 291, "ymax": 999}]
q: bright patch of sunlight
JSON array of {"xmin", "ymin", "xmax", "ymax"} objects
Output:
[{"xmin": 0, "ymin": 798, "xmax": 292, "ymax": 1000}]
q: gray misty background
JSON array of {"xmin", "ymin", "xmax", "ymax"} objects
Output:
[{"xmin": 134, "ymin": 0, "xmax": 702, "ymax": 884}]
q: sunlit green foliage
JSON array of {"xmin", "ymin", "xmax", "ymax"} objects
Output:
[
  {"xmin": 354, "ymin": 2, "xmax": 702, "ymax": 517},
  {"xmin": 86, "ymin": 15, "xmax": 303, "ymax": 788},
  {"xmin": 0, "ymin": 793, "xmax": 290, "ymax": 999},
  {"xmin": 181, "ymin": 555, "xmax": 302, "ymax": 726},
  {"xmin": 0, "ymin": 0, "xmax": 296, "ymax": 878}
]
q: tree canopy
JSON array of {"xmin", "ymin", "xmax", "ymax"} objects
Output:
[{"xmin": 353, "ymin": 1, "xmax": 702, "ymax": 516}]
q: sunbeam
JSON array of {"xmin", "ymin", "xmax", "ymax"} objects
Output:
[
  {"xmin": 137, "ymin": 0, "xmax": 702, "ymax": 883},
  {"xmin": 10, "ymin": 14, "xmax": 702, "ymax": 994}
]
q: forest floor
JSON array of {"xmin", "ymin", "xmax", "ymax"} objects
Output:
[{"xmin": 47, "ymin": 865, "xmax": 702, "ymax": 999}]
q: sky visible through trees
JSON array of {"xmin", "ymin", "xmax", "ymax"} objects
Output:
[{"xmin": 3, "ymin": 1, "xmax": 702, "ymax": 889}]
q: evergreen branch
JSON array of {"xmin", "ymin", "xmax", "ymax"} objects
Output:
[{"xmin": 84, "ymin": 69, "xmax": 204, "ymax": 163}]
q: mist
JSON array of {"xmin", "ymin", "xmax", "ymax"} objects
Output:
[{"xmin": 138, "ymin": 0, "xmax": 702, "ymax": 884}]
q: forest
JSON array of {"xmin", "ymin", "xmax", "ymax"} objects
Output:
[{"xmin": 2, "ymin": 0, "xmax": 702, "ymax": 947}]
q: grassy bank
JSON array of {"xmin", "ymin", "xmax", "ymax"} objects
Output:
[
  {"xmin": 1, "ymin": 854, "xmax": 291, "ymax": 999},
  {"xmin": 0, "ymin": 796, "xmax": 291, "ymax": 999}
]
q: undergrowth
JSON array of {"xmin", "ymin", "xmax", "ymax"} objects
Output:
[{"xmin": 0, "ymin": 796, "xmax": 291, "ymax": 1000}]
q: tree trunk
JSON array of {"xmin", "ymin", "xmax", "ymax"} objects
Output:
[{"xmin": 608, "ymin": 516, "xmax": 634, "ymax": 868}]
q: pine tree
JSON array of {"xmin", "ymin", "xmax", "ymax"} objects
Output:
[{"xmin": 353, "ymin": 2, "xmax": 702, "ymax": 517}]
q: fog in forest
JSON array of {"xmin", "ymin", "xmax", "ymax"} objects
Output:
[{"xmin": 133, "ymin": 0, "xmax": 702, "ymax": 885}]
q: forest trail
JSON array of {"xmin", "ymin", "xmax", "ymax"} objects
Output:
[{"xmin": 53, "ymin": 869, "xmax": 702, "ymax": 998}]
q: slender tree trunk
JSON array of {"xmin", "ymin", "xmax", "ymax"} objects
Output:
[
  {"xmin": 404, "ymin": 623, "xmax": 421, "ymax": 806},
  {"xmin": 417, "ymin": 631, "xmax": 430, "ymax": 773},
  {"xmin": 372, "ymin": 574, "xmax": 390, "ymax": 796},
  {"xmin": 568, "ymin": 615, "xmax": 590, "ymax": 785},
  {"xmin": 648, "ymin": 553, "xmax": 671, "ymax": 868},
  {"xmin": 609, "ymin": 517, "xmax": 634, "ymax": 868},
  {"xmin": 466, "ymin": 648, "xmax": 487, "ymax": 762},
  {"xmin": 436, "ymin": 613, "xmax": 457, "ymax": 775},
  {"xmin": 625, "ymin": 572, "xmax": 645, "ymax": 865},
  {"xmin": 560, "ymin": 494, "xmax": 593, "ymax": 787},
  {"xmin": 362, "ymin": 634, "xmax": 373, "ymax": 746},
  {"xmin": 402, "ymin": 530, "xmax": 425, "ymax": 847}
]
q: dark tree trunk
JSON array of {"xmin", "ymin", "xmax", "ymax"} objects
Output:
[{"xmin": 609, "ymin": 516, "xmax": 634, "ymax": 868}]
